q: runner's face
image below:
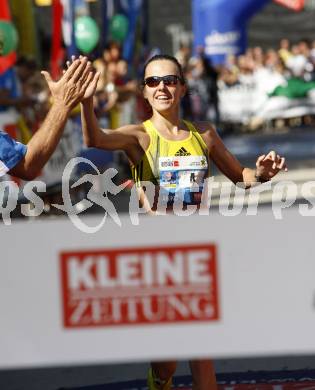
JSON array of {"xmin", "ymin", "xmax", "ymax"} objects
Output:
[{"xmin": 143, "ymin": 60, "xmax": 186, "ymax": 113}]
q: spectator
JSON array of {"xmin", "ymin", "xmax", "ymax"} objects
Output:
[{"xmin": 278, "ymin": 38, "xmax": 292, "ymax": 65}]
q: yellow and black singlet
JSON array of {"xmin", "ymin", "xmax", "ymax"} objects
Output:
[{"xmin": 131, "ymin": 119, "xmax": 210, "ymax": 205}]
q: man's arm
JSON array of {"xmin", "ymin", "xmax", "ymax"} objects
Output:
[
  {"xmin": 9, "ymin": 103, "xmax": 69, "ymax": 179},
  {"xmin": 8, "ymin": 58, "xmax": 93, "ymax": 180}
]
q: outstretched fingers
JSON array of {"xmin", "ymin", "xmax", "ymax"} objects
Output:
[
  {"xmin": 79, "ymin": 61, "xmax": 94, "ymax": 85},
  {"xmin": 63, "ymin": 58, "xmax": 81, "ymax": 81},
  {"xmin": 262, "ymin": 151, "xmax": 288, "ymax": 172},
  {"xmin": 256, "ymin": 154, "xmax": 266, "ymax": 168},
  {"xmin": 278, "ymin": 156, "xmax": 288, "ymax": 171},
  {"xmin": 40, "ymin": 70, "xmax": 53, "ymax": 86},
  {"xmin": 264, "ymin": 150, "xmax": 277, "ymax": 169},
  {"xmin": 71, "ymin": 57, "xmax": 90, "ymax": 83},
  {"xmin": 82, "ymin": 71, "xmax": 100, "ymax": 99}
]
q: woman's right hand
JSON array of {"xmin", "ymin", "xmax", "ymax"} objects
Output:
[
  {"xmin": 66, "ymin": 56, "xmax": 100, "ymax": 102},
  {"xmin": 81, "ymin": 70, "xmax": 100, "ymax": 102}
]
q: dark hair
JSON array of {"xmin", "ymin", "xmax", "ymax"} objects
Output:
[{"xmin": 143, "ymin": 54, "xmax": 185, "ymax": 84}]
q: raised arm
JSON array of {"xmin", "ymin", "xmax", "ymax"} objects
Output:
[
  {"xmin": 79, "ymin": 67, "xmax": 141, "ymax": 154},
  {"xmin": 207, "ymin": 126, "xmax": 287, "ymax": 187},
  {"xmin": 9, "ymin": 59, "xmax": 93, "ymax": 180}
]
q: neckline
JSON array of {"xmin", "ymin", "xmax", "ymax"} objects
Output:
[{"xmin": 148, "ymin": 119, "xmax": 192, "ymax": 143}]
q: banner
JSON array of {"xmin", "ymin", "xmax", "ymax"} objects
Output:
[
  {"xmin": 273, "ymin": 0, "xmax": 305, "ymax": 11},
  {"xmin": 192, "ymin": 0, "xmax": 270, "ymax": 65},
  {"xmin": 51, "ymin": 0, "xmax": 64, "ymax": 79},
  {"xmin": 103, "ymin": 0, "xmax": 144, "ymax": 64},
  {"xmin": 2, "ymin": 209, "xmax": 315, "ymax": 368},
  {"xmin": 219, "ymin": 83, "xmax": 315, "ymax": 124},
  {"xmin": 120, "ymin": 0, "xmax": 143, "ymax": 63},
  {"xmin": 10, "ymin": 0, "xmax": 37, "ymax": 59},
  {"xmin": 60, "ymin": 0, "xmax": 78, "ymax": 58},
  {"xmin": 52, "ymin": 0, "xmax": 89, "ymax": 70},
  {"xmin": 60, "ymin": 243, "xmax": 218, "ymax": 328}
]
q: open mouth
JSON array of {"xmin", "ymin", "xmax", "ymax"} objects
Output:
[{"xmin": 156, "ymin": 95, "xmax": 171, "ymax": 101}]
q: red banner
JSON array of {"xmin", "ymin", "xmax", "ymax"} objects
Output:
[
  {"xmin": 0, "ymin": 0, "xmax": 17, "ymax": 74},
  {"xmin": 51, "ymin": 0, "xmax": 64, "ymax": 79},
  {"xmin": 273, "ymin": 0, "xmax": 305, "ymax": 11},
  {"xmin": 60, "ymin": 243, "xmax": 219, "ymax": 328}
]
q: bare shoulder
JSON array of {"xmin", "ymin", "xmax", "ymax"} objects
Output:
[
  {"xmin": 115, "ymin": 123, "xmax": 146, "ymax": 136},
  {"xmin": 190, "ymin": 120, "xmax": 216, "ymax": 135},
  {"xmin": 190, "ymin": 120, "xmax": 219, "ymax": 147},
  {"xmin": 113, "ymin": 123, "xmax": 150, "ymax": 152}
]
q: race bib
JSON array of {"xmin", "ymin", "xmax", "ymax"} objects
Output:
[{"xmin": 159, "ymin": 156, "xmax": 208, "ymax": 205}]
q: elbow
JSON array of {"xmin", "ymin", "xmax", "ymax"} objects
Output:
[
  {"xmin": 9, "ymin": 164, "xmax": 39, "ymax": 181},
  {"xmin": 23, "ymin": 168, "xmax": 41, "ymax": 181},
  {"xmin": 84, "ymin": 132, "xmax": 100, "ymax": 148},
  {"xmin": 13, "ymin": 171, "xmax": 37, "ymax": 181},
  {"xmin": 84, "ymin": 137, "xmax": 97, "ymax": 148}
]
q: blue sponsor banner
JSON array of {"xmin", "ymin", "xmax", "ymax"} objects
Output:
[
  {"xmin": 192, "ymin": 0, "xmax": 270, "ymax": 65},
  {"xmin": 101, "ymin": 0, "xmax": 144, "ymax": 64},
  {"xmin": 120, "ymin": 0, "xmax": 143, "ymax": 63}
]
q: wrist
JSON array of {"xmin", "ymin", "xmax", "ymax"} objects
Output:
[
  {"xmin": 254, "ymin": 170, "xmax": 269, "ymax": 183},
  {"xmin": 49, "ymin": 101, "xmax": 71, "ymax": 118},
  {"xmin": 80, "ymin": 97, "xmax": 93, "ymax": 107}
]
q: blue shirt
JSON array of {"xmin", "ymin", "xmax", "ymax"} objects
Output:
[
  {"xmin": 0, "ymin": 131, "xmax": 27, "ymax": 177},
  {"xmin": 0, "ymin": 68, "xmax": 19, "ymax": 112}
]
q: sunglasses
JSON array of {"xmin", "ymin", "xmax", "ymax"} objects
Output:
[{"xmin": 143, "ymin": 75, "xmax": 184, "ymax": 88}]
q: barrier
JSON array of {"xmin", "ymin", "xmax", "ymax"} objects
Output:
[
  {"xmin": 219, "ymin": 84, "xmax": 315, "ymax": 124},
  {"xmin": 1, "ymin": 208, "xmax": 315, "ymax": 369}
]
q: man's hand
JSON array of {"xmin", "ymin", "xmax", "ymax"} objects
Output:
[
  {"xmin": 65, "ymin": 56, "xmax": 101, "ymax": 102},
  {"xmin": 255, "ymin": 151, "xmax": 287, "ymax": 181},
  {"xmin": 41, "ymin": 58, "xmax": 94, "ymax": 111}
]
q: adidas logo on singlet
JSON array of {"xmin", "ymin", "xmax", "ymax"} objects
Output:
[{"xmin": 175, "ymin": 147, "xmax": 191, "ymax": 156}]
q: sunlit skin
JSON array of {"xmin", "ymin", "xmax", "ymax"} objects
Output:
[{"xmin": 143, "ymin": 60, "xmax": 186, "ymax": 120}]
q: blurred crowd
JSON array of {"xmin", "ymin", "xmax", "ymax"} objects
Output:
[
  {"xmin": 2, "ymin": 38, "xmax": 315, "ymax": 141},
  {"xmin": 2, "ymin": 38, "xmax": 315, "ymax": 217},
  {"xmin": 175, "ymin": 38, "xmax": 315, "ymax": 130},
  {"xmin": 219, "ymin": 38, "xmax": 315, "ymax": 88},
  {"xmin": 0, "ymin": 56, "xmax": 49, "ymax": 143}
]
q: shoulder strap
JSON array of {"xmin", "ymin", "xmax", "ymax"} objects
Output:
[{"xmin": 143, "ymin": 120, "xmax": 156, "ymax": 138}]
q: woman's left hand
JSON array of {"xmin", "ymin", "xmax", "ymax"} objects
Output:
[{"xmin": 255, "ymin": 150, "xmax": 287, "ymax": 181}]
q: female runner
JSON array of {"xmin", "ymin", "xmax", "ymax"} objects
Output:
[{"xmin": 77, "ymin": 54, "xmax": 287, "ymax": 390}]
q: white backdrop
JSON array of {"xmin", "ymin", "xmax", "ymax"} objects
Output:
[{"xmin": 1, "ymin": 208, "xmax": 315, "ymax": 369}]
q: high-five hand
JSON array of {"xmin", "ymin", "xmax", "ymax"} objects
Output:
[
  {"xmin": 66, "ymin": 56, "xmax": 101, "ymax": 102},
  {"xmin": 41, "ymin": 57, "xmax": 94, "ymax": 110}
]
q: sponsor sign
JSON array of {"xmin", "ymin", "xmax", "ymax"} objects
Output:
[
  {"xmin": 60, "ymin": 243, "xmax": 219, "ymax": 328},
  {"xmin": 159, "ymin": 156, "xmax": 208, "ymax": 204}
]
